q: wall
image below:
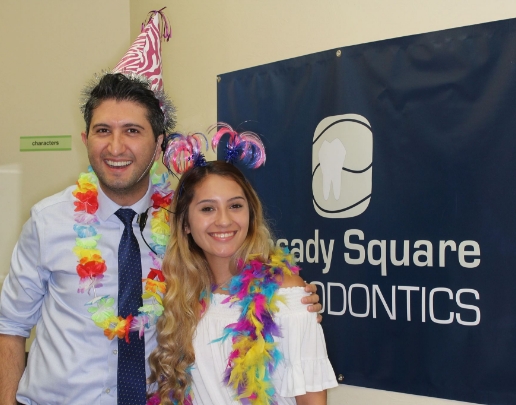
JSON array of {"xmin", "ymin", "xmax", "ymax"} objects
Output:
[
  {"xmin": 129, "ymin": 1, "xmax": 516, "ymax": 404},
  {"xmin": 0, "ymin": 0, "xmax": 129, "ymax": 283}
]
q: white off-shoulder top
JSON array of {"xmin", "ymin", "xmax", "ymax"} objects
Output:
[{"xmin": 191, "ymin": 287, "xmax": 338, "ymax": 404}]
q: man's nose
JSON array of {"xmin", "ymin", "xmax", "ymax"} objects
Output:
[{"xmin": 107, "ymin": 132, "xmax": 126, "ymax": 155}]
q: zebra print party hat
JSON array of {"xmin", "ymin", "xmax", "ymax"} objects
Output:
[
  {"xmin": 81, "ymin": 8, "xmax": 175, "ymax": 131},
  {"xmin": 113, "ymin": 8, "xmax": 171, "ymax": 92}
]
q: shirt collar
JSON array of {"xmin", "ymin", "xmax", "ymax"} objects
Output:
[{"xmin": 96, "ymin": 181, "xmax": 153, "ymax": 222}]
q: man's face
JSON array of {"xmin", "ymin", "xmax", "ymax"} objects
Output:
[{"xmin": 81, "ymin": 99, "xmax": 163, "ymax": 206}]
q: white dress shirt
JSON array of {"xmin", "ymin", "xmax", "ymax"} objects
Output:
[{"xmin": 0, "ymin": 181, "xmax": 159, "ymax": 404}]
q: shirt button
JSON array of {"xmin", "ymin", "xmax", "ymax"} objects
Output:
[
  {"xmin": 113, "ymin": 349, "xmax": 118, "ymax": 355},
  {"xmin": 105, "ymin": 388, "xmax": 111, "ymax": 394}
]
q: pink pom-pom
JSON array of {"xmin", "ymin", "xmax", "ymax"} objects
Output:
[
  {"xmin": 209, "ymin": 122, "xmax": 266, "ymax": 168},
  {"xmin": 163, "ymin": 132, "xmax": 208, "ymax": 174}
]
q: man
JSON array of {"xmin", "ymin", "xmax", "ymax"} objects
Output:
[{"xmin": 0, "ymin": 10, "xmax": 321, "ymax": 405}]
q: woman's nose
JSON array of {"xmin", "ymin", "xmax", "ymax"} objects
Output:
[{"xmin": 215, "ymin": 209, "xmax": 231, "ymax": 226}]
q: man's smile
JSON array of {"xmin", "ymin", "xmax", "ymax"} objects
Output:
[{"xmin": 105, "ymin": 159, "xmax": 132, "ymax": 168}]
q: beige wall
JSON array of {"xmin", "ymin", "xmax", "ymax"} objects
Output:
[
  {"xmin": 0, "ymin": 0, "xmax": 130, "ymax": 284},
  {"xmin": 130, "ymin": 1, "xmax": 516, "ymax": 404}
]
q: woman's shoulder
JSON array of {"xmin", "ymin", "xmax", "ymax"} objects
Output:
[
  {"xmin": 265, "ymin": 248, "xmax": 303, "ymax": 288},
  {"xmin": 277, "ymin": 272, "xmax": 305, "ymax": 288}
]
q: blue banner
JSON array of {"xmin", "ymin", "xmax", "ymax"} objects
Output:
[{"xmin": 217, "ymin": 18, "xmax": 516, "ymax": 404}]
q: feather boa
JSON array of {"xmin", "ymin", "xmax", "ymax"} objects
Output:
[
  {"xmin": 147, "ymin": 249, "xmax": 299, "ymax": 405},
  {"xmin": 217, "ymin": 249, "xmax": 299, "ymax": 404}
]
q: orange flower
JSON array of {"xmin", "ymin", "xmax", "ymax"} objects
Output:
[
  {"xmin": 103, "ymin": 316, "xmax": 131, "ymax": 341},
  {"xmin": 144, "ymin": 279, "xmax": 166, "ymax": 294}
]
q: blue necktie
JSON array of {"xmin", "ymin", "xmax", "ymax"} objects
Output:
[{"xmin": 115, "ymin": 208, "xmax": 146, "ymax": 404}]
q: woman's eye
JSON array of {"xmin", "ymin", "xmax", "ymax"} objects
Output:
[
  {"xmin": 231, "ymin": 204, "xmax": 243, "ymax": 209},
  {"xmin": 201, "ymin": 206, "xmax": 213, "ymax": 212}
]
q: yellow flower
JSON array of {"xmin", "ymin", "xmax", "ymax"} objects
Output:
[
  {"xmin": 150, "ymin": 218, "xmax": 170, "ymax": 235},
  {"xmin": 74, "ymin": 177, "xmax": 98, "ymax": 194},
  {"xmin": 72, "ymin": 246, "xmax": 103, "ymax": 261}
]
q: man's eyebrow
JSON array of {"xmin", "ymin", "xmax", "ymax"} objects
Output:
[
  {"xmin": 91, "ymin": 122, "xmax": 146, "ymax": 130},
  {"xmin": 91, "ymin": 123, "xmax": 110, "ymax": 129},
  {"xmin": 122, "ymin": 123, "xmax": 146, "ymax": 129}
]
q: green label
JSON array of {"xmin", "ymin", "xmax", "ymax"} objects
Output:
[{"xmin": 20, "ymin": 136, "xmax": 72, "ymax": 152}]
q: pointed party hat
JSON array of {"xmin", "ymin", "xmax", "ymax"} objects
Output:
[
  {"xmin": 81, "ymin": 8, "xmax": 175, "ymax": 132},
  {"xmin": 113, "ymin": 8, "xmax": 171, "ymax": 92}
]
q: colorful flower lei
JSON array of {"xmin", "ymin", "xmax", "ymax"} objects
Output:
[
  {"xmin": 72, "ymin": 162, "xmax": 172, "ymax": 342},
  {"xmin": 147, "ymin": 249, "xmax": 299, "ymax": 405}
]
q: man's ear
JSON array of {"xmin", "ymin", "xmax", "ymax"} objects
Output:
[
  {"xmin": 155, "ymin": 134, "xmax": 164, "ymax": 161},
  {"xmin": 81, "ymin": 132, "xmax": 88, "ymax": 146}
]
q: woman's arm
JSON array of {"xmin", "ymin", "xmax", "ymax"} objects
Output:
[
  {"xmin": 296, "ymin": 390, "xmax": 327, "ymax": 405},
  {"xmin": 279, "ymin": 275, "xmax": 332, "ymax": 405}
]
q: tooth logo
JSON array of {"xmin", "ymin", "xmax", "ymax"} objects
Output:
[
  {"xmin": 319, "ymin": 139, "xmax": 347, "ymax": 200},
  {"xmin": 312, "ymin": 114, "xmax": 372, "ymax": 218}
]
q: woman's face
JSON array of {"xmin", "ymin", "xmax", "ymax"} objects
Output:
[{"xmin": 186, "ymin": 174, "xmax": 250, "ymax": 271}]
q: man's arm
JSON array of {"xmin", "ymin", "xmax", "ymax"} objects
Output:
[
  {"xmin": 0, "ymin": 213, "xmax": 47, "ymax": 404},
  {"xmin": 0, "ymin": 334, "xmax": 26, "ymax": 405}
]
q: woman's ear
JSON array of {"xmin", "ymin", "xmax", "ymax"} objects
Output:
[{"xmin": 185, "ymin": 224, "xmax": 191, "ymax": 234}]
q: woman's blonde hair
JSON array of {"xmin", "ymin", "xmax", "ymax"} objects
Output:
[{"xmin": 148, "ymin": 161, "xmax": 272, "ymax": 404}]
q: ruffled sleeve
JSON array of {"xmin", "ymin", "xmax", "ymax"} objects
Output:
[{"xmin": 273, "ymin": 287, "xmax": 338, "ymax": 397}]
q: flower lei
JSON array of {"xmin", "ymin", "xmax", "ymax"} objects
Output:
[
  {"xmin": 146, "ymin": 249, "xmax": 299, "ymax": 405},
  {"xmin": 72, "ymin": 162, "xmax": 172, "ymax": 342}
]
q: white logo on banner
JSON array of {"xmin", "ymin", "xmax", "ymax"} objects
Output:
[{"xmin": 312, "ymin": 114, "xmax": 373, "ymax": 218}]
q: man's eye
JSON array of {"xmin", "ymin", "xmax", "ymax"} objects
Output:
[{"xmin": 127, "ymin": 128, "xmax": 140, "ymax": 134}]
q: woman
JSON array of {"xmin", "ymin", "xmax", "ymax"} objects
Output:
[{"xmin": 149, "ymin": 131, "xmax": 337, "ymax": 404}]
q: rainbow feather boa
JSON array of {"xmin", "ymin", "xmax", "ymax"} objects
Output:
[
  {"xmin": 218, "ymin": 249, "xmax": 299, "ymax": 405},
  {"xmin": 147, "ymin": 249, "xmax": 299, "ymax": 405}
]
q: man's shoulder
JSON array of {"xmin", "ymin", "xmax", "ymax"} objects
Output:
[{"xmin": 32, "ymin": 184, "xmax": 76, "ymax": 215}]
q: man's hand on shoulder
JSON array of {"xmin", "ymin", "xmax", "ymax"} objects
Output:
[{"xmin": 303, "ymin": 282, "xmax": 323, "ymax": 323}]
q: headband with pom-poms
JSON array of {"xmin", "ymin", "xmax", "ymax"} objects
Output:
[
  {"xmin": 210, "ymin": 122, "xmax": 266, "ymax": 168},
  {"xmin": 161, "ymin": 123, "xmax": 266, "ymax": 176},
  {"xmin": 162, "ymin": 132, "xmax": 208, "ymax": 175}
]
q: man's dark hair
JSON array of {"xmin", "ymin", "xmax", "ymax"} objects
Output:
[{"xmin": 82, "ymin": 73, "xmax": 173, "ymax": 140}]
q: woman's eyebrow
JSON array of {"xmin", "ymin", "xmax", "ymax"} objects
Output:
[{"xmin": 195, "ymin": 196, "xmax": 246, "ymax": 205}]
